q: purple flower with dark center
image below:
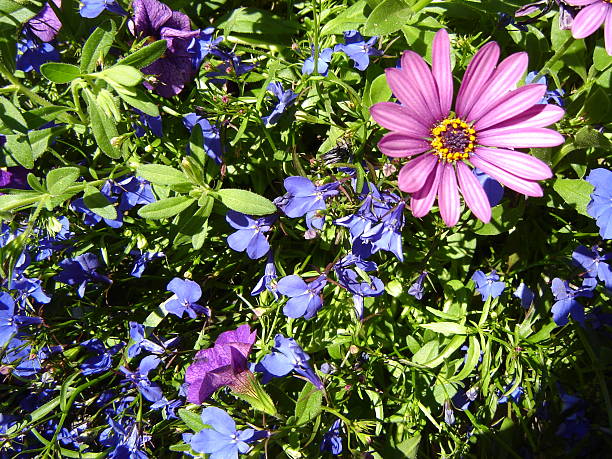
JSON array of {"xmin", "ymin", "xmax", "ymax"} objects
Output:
[
  {"xmin": 525, "ymin": 72, "xmax": 565, "ymax": 106},
  {"xmin": 120, "ymin": 355, "xmax": 163, "ymax": 402},
  {"xmin": 256, "ymin": 334, "xmax": 324, "ymax": 389},
  {"xmin": 408, "ymin": 271, "xmax": 428, "ymax": 300},
  {"xmin": 551, "ymin": 277, "xmax": 593, "ymax": 326},
  {"xmin": 586, "ymin": 168, "xmax": 612, "ymax": 239},
  {"xmin": 275, "ymin": 176, "xmax": 340, "ymax": 218},
  {"xmin": 262, "ymin": 82, "xmax": 298, "ymax": 127},
  {"xmin": 302, "ymin": 46, "xmax": 333, "ymax": 76},
  {"xmin": 129, "ymin": 0, "xmax": 200, "ymax": 97},
  {"xmin": 473, "ymin": 169, "xmax": 504, "ymax": 207},
  {"xmin": 25, "ymin": 0, "xmax": 62, "ymax": 42},
  {"xmin": 251, "ymin": 252, "xmax": 279, "ymax": 299},
  {"xmin": 128, "ymin": 321, "xmax": 178, "ymax": 358},
  {"xmin": 572, "ymin": 245, "xmax": 612, "ymax": 290},
  {"xmin": 334, "ymin": 30, "xmax": 382, "ymax": 71},
  {"xmin": 164, "ymin": 277, "xmax": 209, "ymax": 319},
  {"xmin": 80, "ymin": 338, "xmax": 124, "ymax": 375},
  {"xmin": 55, "ymin": 253, "xmax": 112, "ymax": 297},
  {"xmin": 185, "ymin": 324, "xmax": 256, "ymax": 403},
  {"xmin": 0, "ymin": 167, "xmax": 29, "ymax": 190},
  {"xmin": 226, "ymin": 211, "xmax": 276, "ymax": 260},
  {"xmin": 0, "ymin": 292, "xmax": 41, "ymax": 347},
  {"xmin": 472, "ymin": 270, "xmax": 505, "ymax": 301},
  {"xmin": 15, "ymin": 36, "xmax": 60, "ymax": 73},
  {"xmin": 79, "ymin": 0, "xmax": 127, "ymax": 18},
  {"xmin": 361, "ymin": 201, "xmax": 406, "ymax": 261},
  {"xmin": 514, "ymin": 283, "xmax": 535, "ymax": 308},
  {"xmin": 130, "ymin": 250, "xmax": 165, "ymax": 278},
  {"xmin": 320, "ymin": 419, "xmax": 343, "ymax": 455},
  {"xmin": 190, "ymin": 407, "xmax": 255, "ymax": 457},
  {"xmin": 183, "ymin": 113, "xmax": 223, "ymax": 164},
  {"xmin": 277, "ymin": 274, "xmax": 327, "ymax": 319},
  {"xmin": 188, "ymin": 27, "xmax": 223, "ymax": 69},
  {"xmin": 134, "ymin": 109, "xmax": 163, "ymax": 138}
]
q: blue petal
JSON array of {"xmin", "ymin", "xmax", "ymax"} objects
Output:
[
  {"xmin": 259, "ymin": 352, "xmax": 293, "ymax": 377},
  {"xmin": 283, "ymin": 295, "xmax": 310, "ymax": 318},
  {"xmin": 245, "ymin": 232, "xmax": 270, "ymax": 259},
  {"xmin": 277, "ymin": 275, "xmax": 308, "ymax": 297},
  {"xmin": 228, "ymin": 229, "xmax": 255, "ymax": 252},
  {"xmin": 200, "ymin": 406, "xmax": 236, "ymax": 436},
  {"xmin": 191, "ymin": 428, "xmax": 231, "ymax": 454}
]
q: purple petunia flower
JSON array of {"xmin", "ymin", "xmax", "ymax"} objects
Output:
[
  {"xmin": 551, "ymin": 277, "xmax": 593, "ymax": 326},
  {"xmin": 334, "ymin": 30, "xmax": 382, "ymax": 71},
  {"xmin": 586, "ymin": 168, "xmax": 612, "ymax": 239},
  {"xmin": 0, "ymin": 292, "xmax": 41, "ymax": 347},
  {"xmin": 190, "ymin": 407, "xmax": 255, "ymax": 457},
  {"xmin": 514, "ymin": 283, "xmax": 535, "ymax": 308},
  {"xmin": 277, "ymin": 274, "xmax": 327, "ymax": 319},
  {"xmin": 25, "ymin": 0, "xmax": 62, "ymax": 42},
  {"xmin": 320, "ymin": 419, "xmax": 343, "ymax": 455},
  {"xmin": 129, "ymin": 0, "xmax": 200, "ymax": 97},
  {"xmin": 164, "ymin": 278, "xmax": 209, "ymax": 319},
  {"xmin": 130, "ymin": 250, "xmax": 164, "ymax": 278},
  {"xmin": 55, "ymin": 253, "xmax": 112, "ymax": 297},
  {"xmin": 79, "ymin": 0, "xmax": 127, "ymax": 18},
  {"xmin": 80, "ymin": 338, "xmax": 124, "ymax": 375},
  {"xmin": 572, "ymin": 245, "xmax": 612, "ymax": 290},
  {"xmin": 16, "ymin": 37, "xmax": 60, "ymax": 73},
  {"xmin": 472, "ymin": 270, "xmax": 506, "ymax": 301},
  {"xmin": 251, "ymin": 252, "xmax": 279, "ymax": 299},
  {"xmin": 120, "ymin": 355, "xmax": 163, "ymax": 402},
  {"xmin": 275, "ymin": 176, "xmax": 340, "ymax": 218},
  {"xmin": 361, "ymin": 200, "xmax": 405, "ymax": 261},
  {"xmin": 0, "ymin": 166, "xmax": 29, "ymax": 190},
  {"xmin": 226, "ymin": 211, "xmax": 276, "ymax": 260},
  {"xmin": 183, "ymin": 113, "xmax": 223, "ymax": 164},
  {"xmin": 185, "ymin": 324, "xmax": 257, "ymax": 403},
  {"xmin": 302, "ymin": 46, "xmax": 334, "ymax": 76},
  {"xmin": 262, "ymin": 82, "xmax": 298, "ymax": 127},
  {"xmin": 256, "ymin": 334, "xmax": 324, "ymax": 389}
]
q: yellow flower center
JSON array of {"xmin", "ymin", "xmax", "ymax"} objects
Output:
[{"xmin": 430, "ymin": 117, "xmax": 477, "ymax": 163}]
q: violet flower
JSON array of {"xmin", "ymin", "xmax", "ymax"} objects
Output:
[
  {"xmin": 472, "ymin": 270, "xmax": 505, "ymax": 301},
  {"xmin": 120, "ymin": 355, "xmax": 163, "ymax": 402},
  {"xmin": 0, "ymin": 292, "xmax": 41, "ymax": 347},
  {"xmin": 129, "ymin": 250, "xmax": 164, "ymax": 278},
  {"xmin": 262, "ymin": 82, "xmax": 298, "ymax": 127},
  {"xmin": 226, "ymin": 210, "xmax": 276, "ymax": 260},
  {"xmin": 572, "ymin": 245, "xmax": 612, "ymax": 290},
  {"xmin": 514, "ymin": 283, "xmax": 535, "ymax": 308},
  {"xmin": 473, "ymin": 168, "xmax": 504, "ymax": 207},
  {"xmin": 55, "ymin": 253, "xmax": 112, "ymax": 297},
  {"xmin": 128, "ymin": 321, "xmax": 178, "ymax": 358},
  {"xmin": 80, "ymin": 338, "xmax": 124, "ymax": 375},
  {"xmin": 164, "ymin": 277, "xmax": 209, "ymax": 319},
  {"xmin": 0, "ymin": 166, "xmax": 29, "ymax": 190},
  {"xmin": 190, "ymin": 407, "xmax": 255, "ymax": 457},
  {"xmin": 361, "ymin": 201, "xmax": 406, "ymax": 261},
  {"xmin": 320, "ymin": 419, "xmax": 343, "ymax": 455},
  {"xmin": 302, "ymin": 46, "xmax": 333, "ymax": 76},
  {"xmin": 585, "ymin": 168, "xmax": 612, "ymax": 239},
  {"xmin": 15, "ymin": 36, "xmax": 60, "ymax": 73},
  {"xmin": 251, "ymin": 252, "xmax": 279, "ymax": 299},
  {"xmin": 188, "ymin": 27, "xmax": 223, "ymax": 69},
  {"xmin": 79, "ymin": 0, "xmax": 127, "ymax": 18},
  {"xmin": 183, "ymin": 113, "xmax": 223, "ymax": 164},
  {"xmin": 567, "ymin": 0, "xmax": 612, "ymax": 55},
  {"xmin": 275, "ymin": 176, "xmax": 339, "ymax": 218},
  {"xmin": 277, "ymin": 274, "xmax": 327, "ymax": 319},
  {"xmin": 1, "ymin": 337, "xmax": 42, "ymax": 377},
  {"xmin": 334, "ymin": 30, "xmax": 382, "ymax": 71},
  {"xmin": 408, "ymin": 271, "xmax": 428, "ymax": 300},
  {"xmin": 551, "ymin": 277, "xmax": 593, "ymax": 326}
]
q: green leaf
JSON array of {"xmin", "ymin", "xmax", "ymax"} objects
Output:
[
  {"xmin": 363, "ymin": 0, "xmax": 413, "ymax": 36},
  {"xmin": 412, "ymin": 341, "xmax": 439, "ymax": 365},
  {"xmin": 27, "ymin": 173, "xmax": 45, "ymax": 193},
  {"xmin": 117, "ymin": 40, "xmax": 167, "ymax": 69},
  {"xmin": 367, "ymin": 73, "xmax": 392, "ymax": 105},
  {"xmin": 0, "ymin": 191, "xmax": 42, "ymax": 211},
  {"xmin": 0, "ymin": 96, "xmax": 28, "ymax": 133},
  {"xmin": 100, "ymin": 65, "xmax": 143, "ymax": 86},
  {"xmin": 583, "ymin": 86, "xmax": 611, "ymax": 124},
  {"xmin": 40, "ymin": 62, "xmax": 81, "ymax": 84},
  {"xmin": 46, "ymin": 167, "xmax": 80, "ymax": 196},
  {"xmin": 136, "ymin": 164, "xmax": 191, "ymax": 187},
  {"xmin": 116, "ymin": 87, "xmax": 160, "ymax": 117},
  {"xmin": 138, "ymin": 196, "xmax": 195, "ymax": 219},
  {"xmin": 2, "ymin": 134, "xmax": 34, "ymax": 168},
  {"xmin": 189, "ymin": 124, "xmax": 208, "ymax": 169},
  {"xmin": 450, "ymin": 335, "xmax": 481, "ymax": 382},
  {"xmin": 178, "ymin": 408, "xmax": 206, "ymax": 432},
  {"xmin": 219, "ymin": 7, "xmax": 299, "ymax": 36},
  {"xmin": 420, "ymin": 322, "xmax": 468, "ymax": 336},
  {"xmin": 80, "ymin": 20, "xmax": 117, "ymax": 73},
  {"xmin": 215, "ymin": 189, "xmax": 277, "ymax": 215},
  {"xmin": 552, "ymin": 178, "xmax": 594, "ymax": 216},
  {"xmin": 470, "ymin": 200, "xmax": 525, "ymax": 236},
  {"xmin": 321, "ymin": 1, "xmax": 368, "ymax": 36},
  {"xmin": 83, "ymin": 89, "xmax": 121, "ymax": 159},
  {"xmin": 574, "ymin": 126, "xmax": 611, "ymax": 149},
  {"xmin": 29, "ymin": 125, "xmax": 66, "ymax": 161},
  {"xmin": 83, "ymin": 185, "xmax": 117, "ymax": 220},
  {"xmin": 23, "ymin": 106, "xmax": 71, "ymax": 129},
  {"xmin": 294, "ymin": 383, "xmax": 323, "ymax": 425}
]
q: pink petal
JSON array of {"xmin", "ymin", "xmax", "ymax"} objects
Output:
[
  {"xmin": 385, "ymin": 69, "xmax": 437, "ymax": 125},
  {"xmin": 456, "ymin": 161, "xmax": 491, "ymax": 222},
  {"xmin": 438, "ymin": 163, "xmax": 461, "ymax": 227},
  {"xmin": 474, "ymin": 84, "xmax": 547, "ymax": 130},
  {"xmin": 478, "ymin": 127, "xmax": 565, "ymax": 148},
  {"xmin": 432, "ymin": 29, "xmax": 453, "ymax": 117},
  {"xmin": 566, "ymin": 0, "xmax": 600, "ymax": 5},
  {"xmin": 411, "ymin": 162, "xmax": 443, "ymax": 218},
  {"xmin": 400, "ymin": 51, "xmax": 443, "ymax": 120},
  {"xmin": 470, "ymin": 155, "xmax": 543, "ymax": 197},
  {"xmin": 606, "ymin": 8, "xmax": 612, "ymax": 56},
  {"xmin": 474, "ymin": 147, "xmax": 552, "ymax": 180},
  {"xmin": 466, "ymin": 52, "xmax": 528, "ymax": 122},
  {"xmin": 398, "ymin": 154, "xmax": 438, "ymax": 193},
  {"xmin": 485, "ymin": 104, "xmax": 565, "ymax": 130},
  {"xmin": 455, "ymin": 42, "xmax": 500, "ymax": 118},
  {"xmin": 370, "ymin": 102, "xmax": 430, "ymax": 136},
  {"xmin": 571, "ymin": 2, "xmax": 608, "ymax": 38},
  {"xmin": 378, "ymin": 133, "xmax": 431, "ymax": 158}
]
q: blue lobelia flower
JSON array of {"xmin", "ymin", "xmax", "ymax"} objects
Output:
[
  {"xmin": 572, "ymin": 245, "xmax": 612, "ymax": 290},
  {"xmin": 16, "ymin": 36, "xmax": 60, "ymax": 73},
  {"xmin": 0, "ymin": 292, "xmax": 41, "ymax": 347},
  {"xmin": 452, "ymin": 387, "xmax": 478, "ymax": 411},
  {"xmin": 498, "ymin": 384, "xmax": 524, "ymax": 404},
  {"xmin": 551, "ymin": 278, "xmax": 593, "ymax": 326},
  {"xmin": 277, "ymin": 274, "xmax": 327, "ymax": 319},
  {"xmin": 361, "ymin": 201, "xmax": 406, "ymax": 261},
  {"xmin": 134, "ymin": 109, "xmax": 163, "ymax": 138},
  {"xmin": 71, "ymin": 181, "xmax": 125, "ymax": 228},
  {"xmin": 183, "ymin": 113, "xmax": 223, "ymax": 164},
  {"xmin": 1, "ymin": 337, "xmax": 42, "ymax": 377},
  {"xmin": 251, "ymin": 252, "xmax": 279, "ymax": 299},
  {"xmin": 471, "ymin": 270, "xmax": 506, "ymax": 301},
  {"xmin": 100, "ymin": 417, "xmax": 150, "ymax": 459},
  {"xmin": 473, "ymin": 168, "xmax": 504, "ymax": 207},
  {"xmin": 226, "ymin": 211, "xmax": 277, "ymax": 260},
  {"xmin": 514, "ymin": 283, "xmax": 535, "ymax": 308},
  {"xmin": 555, "ymin": 387, "xmax": 590, "ymax": 442},
  {"xmin": 262, "ymin": 81, "xmax": 298, "ymax": 127},
  {"xmin": 334, "ymin": 194, "xmax": 378, "ymax": 240},
  {"xmin": 334, "ymin": 30, "xmax": 382, "ymax": 71},
  {"xmin": 188, "ymin": 27, "xmax": 224, "ymax": 70},
  {"xmin": 120, "ymin": 355, "xmax": 163, "ymax": 402},
  {"xmin": 80, "ymin": 338, "xmax": 124, "ymax": 375},
  {"xmin": 206, "ymin": 52, "xmax": 254, "ymax": 83},
  {"xmin": 79, "ymin": 0, "xmax": 127, "ymax": 18},
  {"xmin": 256, "ymin": 334, "xmax": 324, "ymax": 389},
  {"xmin": 320, "ymin": 419, "xmax": 343, "ymax": 455},
  {"xmin": 334, "ymin": 254, "xmax": 384, "ymax": 319},
  {"xmin": 55, "ymin": 253, "xmax": 112, "ymax": 297},
  {"xmin": 10, "ymin": 273, "xmax": 52, "ymax": 306},
  {"xmin": 276, "ymin": 176, "xmax": 340, "ymax": 218},
  {"xmin": 443, "ymin": 400, "xmax": 455, "ymax": 425},
  {"xmin": 150, "ymin": 397, "xmax": 181, "ymax": 419},
  {"xmin": 130, "ymin": 250, "xmax": 165, "ymax": 278},
  {"xmin": 302, "ymin": 46, "xmax": 334, "ymax": 76},
  {"xmin": 525, "ymin": 71, "xmax": 565, "ymax": 106},
  {"xmin": 190, "ymin": 407, "xmax": 255, "ymax": 457},
  {"xmin": 35, "ymin": 216, "xmax": 73, "ymax": 261},
  {"xmin": 164, "ymin": 277, "xmax": 209, "ymax": 319},
  {"xmin": 128, "ymin": 321, "xmax": 178, "ymax": 358},
  {"xmin": 408, "ymin": 271, "xmax": 428, "ymax": 300},
  {"xmin": 585, "ymin": 168, "xmax": 612, "ymax": 240}
]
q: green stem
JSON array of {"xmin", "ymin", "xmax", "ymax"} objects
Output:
[
  {"xmin": 411, "ymin": 0, "xmax": 434, "ymax": 13},
  {"xmin": 533, "ymin": 35, "xmax": 574, "ymax": 82},
  {"xmin": 70, "ymin": 80, "xmax": 88, "ymax": 123}
]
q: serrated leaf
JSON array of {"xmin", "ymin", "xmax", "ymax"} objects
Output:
[
  {"xmin": 46, "ymin": 167, "xmax": 80, "ymax": 195},
  {"xmin": 81, "ymin": 20, "xmax": 117, "ymax": 73},
  {"xmin": 363, "ymin": 0, "xmax": 413, "ymax": 36},
  {"xmin": 420, "ymin": 322, "xmax": 468, "ymax": 336},
  {"xmin": 295, "ymin": 383, "xmax": 323, "ymax": 425},
  {"xmin": 138, "ymin": 196, "xmax": 194, "ymax": 219},
  {"xmin": 40, "ymin": 62, "xmax": 81, "ymax": 84},
  {"xmin": 136, "ymin": 164, "xmax": 190, "ymax": 187},
  {"xmin": 178, "ymin": 408, "xmax": 205, "ymax": 432},
  {"xmin": 552, "ymin": 178, "xmax": 594, "ymax": 216},
  {"xmin": 83, "ymin": 185, "xmax": 117, "ymax": 220},
  {"xmin": 117, "ymin": 40, "xmax": 167, "ymax": 69},
  {"xmin": 216, "ymin": 188, "xmax": 277, "ymax": 215}
]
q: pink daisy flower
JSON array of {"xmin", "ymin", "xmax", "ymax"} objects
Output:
[
  {"xmin": 370, "ymin": 29, "xmax": 565, "ymax": 227},
  {"xmin": 566, "ymin": 0, "xmax": 612, "ymax": 55}
]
